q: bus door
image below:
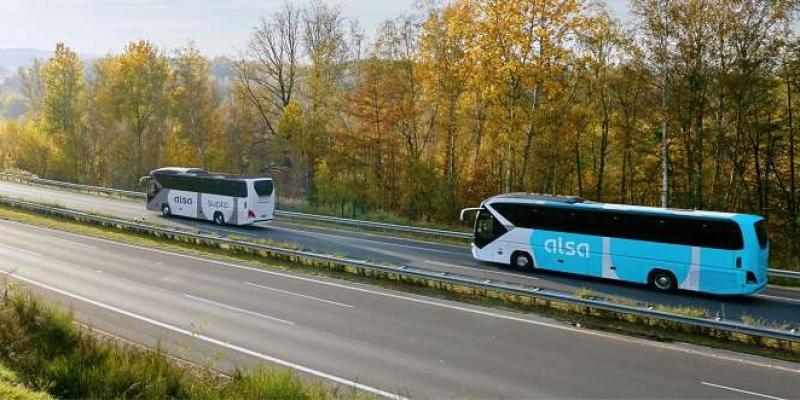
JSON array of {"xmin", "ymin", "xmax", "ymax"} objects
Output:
[{"xmin": 473, "ymin": 209, "xmax": 508, "ymax": 261}]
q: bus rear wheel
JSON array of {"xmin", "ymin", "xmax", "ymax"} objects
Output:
[
  {"xmin": 213, "ymin": 212, "xmax": 225, "ymax": 225},
  {"xmin": 649, "ymin": 270, "xmax": 677, "ymax": 292},
  {"xmin": 511, "ymin": 251, "xmax": 534, "ymax": 271},
  {"xmin": 161, "ymin": 204, "xmax": 171, "ymax": 217}
]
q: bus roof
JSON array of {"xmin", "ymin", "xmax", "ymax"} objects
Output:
[
  {"xmin": 485, "ymin": 192, "xmax": 753, "ymax": 220},
  {"xmin": 152, "ymin": 167, "xmax": 271, "ymax": 181}
]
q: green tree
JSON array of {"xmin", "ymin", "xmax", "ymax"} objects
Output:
[
  {"xmin": 171, "ymin": 43, "xmax": 219, "ymax": 170},
  {"xmin": 41, "ymin": 43, "xmax": 86, "ymax": 181}
]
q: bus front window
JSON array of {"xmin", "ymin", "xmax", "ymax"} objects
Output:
[
  {"xmin": 474, "ymin": 209, "xmax": 506, "ymax": 248},
  {"xmin": 143, "ymin": 177, "xmax": 158, "ymax": 202}
]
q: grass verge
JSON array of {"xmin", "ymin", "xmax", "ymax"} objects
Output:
[
  {"xmin": 1, "ymin": 203, "xmax": 799, "ymax": 363},
  {"xmin": 0, "ymin": 281, "xmax": 356, "ymax": 399},
  {"xmin": 0, "ymin": 362, "xmax": 51, "ymax": 400}
]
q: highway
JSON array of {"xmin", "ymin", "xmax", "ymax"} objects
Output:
[
  {"xmin": 1, "ymin": 179, "xmax": 800, "ymax": 329},
  {"xmin": 1, "ymin": 218, "xmax": 799, "ymax": 398}
]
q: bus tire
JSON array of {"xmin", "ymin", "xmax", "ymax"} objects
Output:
[
  {"xmin": 161, "ymin": 204, "xmax": 171, "ymax": 217},
  {"xmin": 511, "ymin": 251, "xmax": 534, "ymax": 271},
  {"xmin": 213, "ymin": 212, "xmax": 225, "ymax": 225},
  {"xmin": 649, "ymin": 269, "xmax": 677, "ymax": 292}
]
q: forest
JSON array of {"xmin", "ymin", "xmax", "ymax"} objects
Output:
[{"xmin": 0, "ymin": 0, "xmax": 799, "ymax": 266}]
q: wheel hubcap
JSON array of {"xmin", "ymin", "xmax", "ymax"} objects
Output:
[
  {"xmin": 655, "ymin": 275, "xmax": 671, "ymax": 289},
  {"xmin": 515, "ymin": 256, "xmax": 528, "ymax": 268}
]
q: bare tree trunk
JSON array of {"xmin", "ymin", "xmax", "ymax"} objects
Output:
[
  {"xmin": 786, "ymin": 66, "xmax": 797, "ymax": 255},
  {"xmin": 575, "ymin": 128, "xmax": 584, "ymax": 197},
  {"xmin": 519, "ymin": 84, "xmax": 538, "ymax": 191},
  {"xmin": 596, "ymin": 87, "xmax": 609, "ymax": 201}
]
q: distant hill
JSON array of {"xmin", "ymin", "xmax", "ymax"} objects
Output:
[{"xmin": 0, "ymin": 48, "xmax": 53, "ymax": 76}]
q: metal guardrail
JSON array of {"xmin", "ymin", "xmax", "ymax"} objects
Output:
[
  {"xmin": 0, "ymin": 172, "xmax": 798, "ymax": 281},
  {"xmin": 273, "ymin": 210, "xmax": 473, "ymax": 239},
  {"xmin": 30, "ymin": 177, "xmax": 147, "ymax": 199},
  {"xmin": 770, "ymin": 269, "xmax": 800, "ymax": 280},
  {"xmin": 0, "ymin": 195, "xmax": 797, "ymax": 343}
]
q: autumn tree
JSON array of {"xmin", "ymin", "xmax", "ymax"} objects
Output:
[
  {"xmin": 236, "ymin": 3, "xmax": 300, "ymax": 137},
  {"xmin": 99, "ymin": 41, "xmax": 171, "ymax": 185},
  {"xmin": 170, "ymin": 44, "xmax": 221, "ymax": 169},
  {"xmin": 41, "ymin": 43, "xmax": 86, "ymax": 181}
]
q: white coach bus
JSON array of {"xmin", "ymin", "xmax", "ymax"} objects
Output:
[{"xmin": 140, "ymin": 167, "xmax": 275, "ymax": 226}]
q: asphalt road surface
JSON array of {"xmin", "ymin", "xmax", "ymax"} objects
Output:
[
  {"xmin": 1, "ymin": 219, "xmax": 799, "ymax": 399},
  {"xmin": 1, "ymin": 180, "xmax": 799, "ymax": 329}
]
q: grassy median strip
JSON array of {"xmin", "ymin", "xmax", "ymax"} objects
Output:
[
  {"xmin": 0, "ymin": 281, "xmax": 358, "ymax": 399},
  {"xmin": 1, "ymin": 203, "xmax": 799, "ymax": 363}
]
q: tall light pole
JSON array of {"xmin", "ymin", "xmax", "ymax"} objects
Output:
[
  {"xmin": 661, "ymin": 63, "xmax": 668, "ymax": 208},
  {"xmin": 659, "ymin": 0, "xmax": 669, "ymax": 209}
]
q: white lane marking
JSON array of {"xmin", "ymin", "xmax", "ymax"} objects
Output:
[
  {"xmin": 245, "ymin": 282, "xmax": 354, "ymax": 308},
  {"xmin": 700, "ymin": 382, "xmax": 787, "ymax": 400},
  {"xmin": 0, "ymin": 271, "xmax": 406, "ymax": 400},
  {"xmin": 7, "ymin": 221, "xmax": 800, "ymax": 375},
  {"xmin": 268, "ymin": 225, "xmax": 465, "ymax": 255},
  {"xmin": 0, "ymin": 242, "xmax": 45, "ymax": 258},
  {"xmin": 183, "ymin": 294, "xmax": 295, "ymax": 325},
  {"xmin": 755, "ymin": 294, "xmax": 800, "ymax": 304},
  {"xmin": 424, "ymin": 260, "xmax": 539, "ymax": 280}
]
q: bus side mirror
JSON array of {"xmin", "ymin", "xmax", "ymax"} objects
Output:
[{"xmin": 460, "ymin": 208, "xmax": 482, "ymax": 222}]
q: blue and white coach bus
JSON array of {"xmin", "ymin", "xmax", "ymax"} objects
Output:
[
  {"xmin": 140, "ymin": 168, "xmax": 275, "ymax": 226},
  {"xmin": 461, "ymin": 193, "xmax": 769, "ymax": 295}
]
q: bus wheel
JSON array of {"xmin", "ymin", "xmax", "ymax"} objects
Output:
[
  {"xmin": 161, "ymin": 204, "xmax": 171, "ymax": 217},
  {"xmin": 649, "ymin": 270, "xmax": 677, "ymax": 292},
  {"xmin": 213, "ymin": 212, "xmax": 225, "ymax": 225},
  {"xmin": 511, "ymin": 251, "xmax": 534, "ymax": 271}
]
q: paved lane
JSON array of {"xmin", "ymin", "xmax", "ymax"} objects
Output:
[
  {"xmin": 1, "ymin": 219, "xmax": 799, "ymax": 399},
  {"xmin": 1, "ymin": 180, "xmax": 800, "ymax": 328}
]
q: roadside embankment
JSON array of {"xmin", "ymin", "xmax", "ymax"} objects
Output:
[{"xmin": 0, "ymin": 281, "xmax": 350, "ymax": 399}]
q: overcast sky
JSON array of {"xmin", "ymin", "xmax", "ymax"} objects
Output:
[{"xmin": 0, "ymin": 0, "xmax": 631, "ymax": 57}]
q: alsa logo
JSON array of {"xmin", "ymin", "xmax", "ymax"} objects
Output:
[
  {"xmin": 173, "ymin": 196, "xmax": 193, "ymax": 205},
  {"xmin": 544, "ymin": 237, "xmax": 590, "ymax": 258}
]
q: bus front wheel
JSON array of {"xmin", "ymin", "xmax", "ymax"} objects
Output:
[
  {"xmin": 511, "ymin": 251, "xmax": 534, "ymax": 271},
  {"xmin": 649, "ymin": 270, "xmax": 677, "ymax": 292},
  {"xmin": 161, "ymin": 204, "xmax": 171, "ymax": 217}
]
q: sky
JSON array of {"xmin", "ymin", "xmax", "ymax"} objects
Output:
[{"xmin": 0, "ymin": 0, "xmax": 631, "ymax": 57}]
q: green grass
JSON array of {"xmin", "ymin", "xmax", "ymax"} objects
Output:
[
  {"xmin": 0, "ymin": 362, "xmax": 51, "ymax": 400},
  {"xmin": 740, "ymin": 313, "xmax": 793, "ymax": 331},
  {"xmin": 0, "ymin": 281, "xmax": 358, "ymax": 400}
]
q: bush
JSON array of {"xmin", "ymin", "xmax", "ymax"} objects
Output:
[{"xmin": 0, "ymin": 281, "xmax": 333, "ymax": 399}]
